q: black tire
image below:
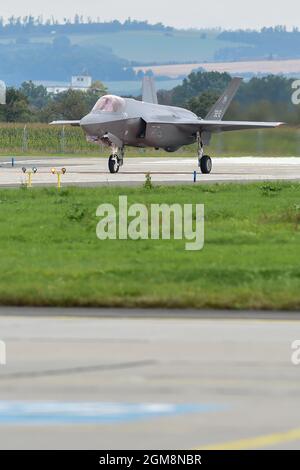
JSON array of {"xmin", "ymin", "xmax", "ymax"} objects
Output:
[
  {"xmin": 108, "ymin": 155, "xmax": 120, "ymax": 174},
  {"xmin": 200, "ymin": 155, "xmax": 212, "ymax": 174}
]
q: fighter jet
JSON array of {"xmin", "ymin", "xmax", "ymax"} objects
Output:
[{"xmin": 51, "ymin": 77, "xmax": 283, "ymax": 174}]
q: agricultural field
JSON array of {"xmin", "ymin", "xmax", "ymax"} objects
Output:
[
  {"xmin": 0, "ymin": 182, "xmax": 300, "ymax": 309},
  {"xmin": 135, "ymin": 59, "xmax": 300, "ymax": 78},
  {"xmin": 67, "ymin": 30, "xmax": 239, "ymax": 63},
  {"xmin": 0, "ymin": 124, "xmax": 299, "ymax": 157},
  {"xmin": 0, "ymin": 30, "xmax": 243, "ymax": 64}
]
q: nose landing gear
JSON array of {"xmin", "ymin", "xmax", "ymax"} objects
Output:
[
  {"xmin": 108, "ymin": 154, "xmax": 120, "ymax": 173},
  {"xmin": 108, "ymin": 146, "xmax": 125, "ymax": 174}
]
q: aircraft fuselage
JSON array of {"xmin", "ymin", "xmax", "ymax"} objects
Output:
[{"xmin": 80, "ymin": 97, "xmax": 199, "ymax": 151}]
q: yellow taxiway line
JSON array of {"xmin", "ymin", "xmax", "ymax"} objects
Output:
[{"xmin": 196, "ymin": 427, "xmax": 300, "ymax": 450}]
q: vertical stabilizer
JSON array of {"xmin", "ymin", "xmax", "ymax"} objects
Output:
[
  {"xmin": 142, "ymin": 76, "xmax": 158, "ymax": 104},
  {"xmin": 205, "ymin": 77, "xmax": 242, "ymax": 120}
]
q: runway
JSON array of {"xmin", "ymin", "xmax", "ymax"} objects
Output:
[
  {"xmin": 0, "ymin": 307, "xmax": 300, "ymax": 449},
  {"xmin": 0, "ymin": 156, "xmax": 300, "ymax": 187}
]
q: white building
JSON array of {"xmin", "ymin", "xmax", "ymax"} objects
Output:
[{"xmin": 33, "ymin": 75, "xmax": 93, "ymax": 94}]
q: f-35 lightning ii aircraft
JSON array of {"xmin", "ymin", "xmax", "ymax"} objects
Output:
[{"xmin": 51, "ymin": 77, "xmax": 283, "ymax": 174}]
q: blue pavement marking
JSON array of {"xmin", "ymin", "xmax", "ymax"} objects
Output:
[{"xmin": 0, "ymin": 401, "xmax": 227, "ymax": 425}]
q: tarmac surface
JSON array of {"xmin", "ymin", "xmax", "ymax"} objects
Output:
[
  {"xmin": 0, "ymin": 155, "xmax": 300, "ymax": 187},
  {"xmin": 0, "ymin": 307, "xmax": 300, "ymax": 450},
  {"xmin": 1, "ymin": 154, "xmax": 300, "ymax": 449}
]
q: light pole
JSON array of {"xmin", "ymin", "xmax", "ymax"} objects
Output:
[
  {"xmin": 51, "ymin": 168, "xmax": 67, "ymax": 189},
  {"xmin": 22, "ymin": 167, "xmax": 37, "ymax": 188}
]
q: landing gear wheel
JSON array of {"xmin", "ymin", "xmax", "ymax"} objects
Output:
[
  {"xmin": 108, "ymin": 154, "xmax": 120, "ymax": 174},
  {"xmin": 199, "ymin": 155, "xmax": 212, "ymax": 174}
]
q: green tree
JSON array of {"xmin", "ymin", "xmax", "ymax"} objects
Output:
[
  {"xmin": 0, "ymin": 88, "xmax": 32, "ymax": 122},
  {"xmin": 237, "ymin": 75, "xmax": 294, "ymax": 105},
  {"xmin": 39, "ymin": 82, "xmax": 108, "ymax": 122},
  {"xmin": 185, "ymin": 90, "xmax": 219, "ymax": 117},
  {"xmin": 171, "ymin": 71, "xmax": 231, "ymax": 106},
  {"xmin": 20, "ymin": 81, "xmax": 50, "ymax": 109},
  {"xmin": 91, "ymin": 80, "xmax": 107, "ymax": 94},
  {"xmin": 38, "ymin": 88, "xmax": 103, "ymax": 122},
  {"xmin": 39, "ymin": 89, "xmax": 87, "ymax": 121}
]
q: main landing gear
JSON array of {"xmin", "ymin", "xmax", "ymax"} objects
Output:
[
  {"xmin": 197, "ymin": 133, "xmax": 212, "ymax": 174},
  {"xmin": 108, "ymin": 147, "xmax": 124, "ymax": 174}
]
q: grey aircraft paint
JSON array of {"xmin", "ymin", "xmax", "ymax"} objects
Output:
[{"xmin": 51, "ymin": 77, "xmax": 283, "ymax": 174}]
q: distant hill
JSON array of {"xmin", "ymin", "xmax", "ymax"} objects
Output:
[
  {"xmin": 1, "ymin": 18, "xmax": 300, "ymax": 86},
  {"xmin": 0, "ymin": 40, "xmax": 136, "ymax": 85},
  {"xmin": 217, "ymin": 26, "xmax": 300, "ymax": 61},
  {"xmin": 0, "ymin": 26, "xmax": 239, "ymax": 85}
]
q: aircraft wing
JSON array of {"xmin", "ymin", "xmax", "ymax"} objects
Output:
[
  {"xmin": 195, "ymin": 120, "xmax": 284, "ymax": 132},
  {"xmin": 146, "ymin": 119, "xmax": 284, "ymax": 133},
  {"xmin": 50, "ymin": 120, "xmax": 81, "ymax": 126}
]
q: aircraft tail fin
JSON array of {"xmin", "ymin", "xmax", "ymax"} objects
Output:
[
  {"xmin": 205, "ymin": 77, "xmax": 242, "ymax": 121},
  {"xmin": 142, "ymin": 76, "xmax": 158, "ymax": 104}
]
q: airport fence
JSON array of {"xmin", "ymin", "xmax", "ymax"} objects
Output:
[
  {"xmin": 0, "ymin": 123, "xmax": 100, "ymax": 155},
  {"xmin": 0, "ymin": 123, "xmax": 299, "ymax": 157}
]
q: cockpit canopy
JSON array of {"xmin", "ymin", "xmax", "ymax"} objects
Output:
[{"xmin": 92, "ymin": 95, "xmax": 125, "ymax": 113}]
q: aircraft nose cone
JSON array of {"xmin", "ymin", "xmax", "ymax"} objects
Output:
[
  {"xmin": 80, "ymin": 114, "xmax": 92, "ymax": 126},
  {"xmin": 80, "ymin": 113, "xmax": 111, "ymax": 127},
  {"xmin": 80, "ymin": 113, "xmax": 111, "ymax": 140}
]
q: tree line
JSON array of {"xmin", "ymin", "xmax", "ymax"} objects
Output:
[
  {"xmin": 158, "ymin": 72, "xmax": 300, "ymax": 124},
  {"xmin": 0, "ymin": 16, "xmax": 173, "ymax": 36},
  {"xmin": 0, "ymin": 72, "xmax": 299, "ymax": 124},
  {"xmin": 216, "ymin": 27, "xmax": 300, "ymax": 61},
  {"xmin": 0, "ymin": 81, "xmax": 108, "ymax": 123}
]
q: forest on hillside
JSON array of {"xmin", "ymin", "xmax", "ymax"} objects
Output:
[
  {"xmin": 0, "ymin": 16, "xmax": 173, "ymax": 35},
  {"xmin": 217, "ymin": 26, "xmax": 300, "ymax": 60},
  {"xmin": 1, "ymin": 18, "xmax": 300, "ymax": 85}
]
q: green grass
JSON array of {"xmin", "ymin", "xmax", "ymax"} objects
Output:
[
  {"xmin": 207, "ymin": 127, "xmax": 300, "ymax": 157},
  {"xmin": 0, "ymin": 124, "xmax": 299, "ymax": 157},
  {"xmin": 0, "ymin": 182, "xmax": 300, "ymax": 310}
]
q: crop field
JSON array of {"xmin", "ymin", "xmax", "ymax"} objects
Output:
[
  {"xmin": 6, "ymin": 29, "xmax": 243, "ymax": 63},
  {"xmin": 0, "ymin": 182, "xmax": 300, "ymax": 309},
  {"xmin": 135, "ymin": 59, "xmax": 300, "ymax": 78},
  {"xmin": 0, "ymin": 123, "xmax": 97, "ymax": 155},
  {"xmin": 0, "ymin": 123, "xmax": 299, "ymax": 157}
]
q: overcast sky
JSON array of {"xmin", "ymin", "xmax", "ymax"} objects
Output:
[{"xmin": 1, "ymin": 0, "xmax": 300, "ymax": 30}]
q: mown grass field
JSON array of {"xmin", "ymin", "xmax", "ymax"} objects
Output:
[
  {"xmin": 0, "ymin": 123, "xmax": 299, "ymax": 157},
  {"xmin": 0, "ymin": 182, "xmax": 300, "ymax": 310}
]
